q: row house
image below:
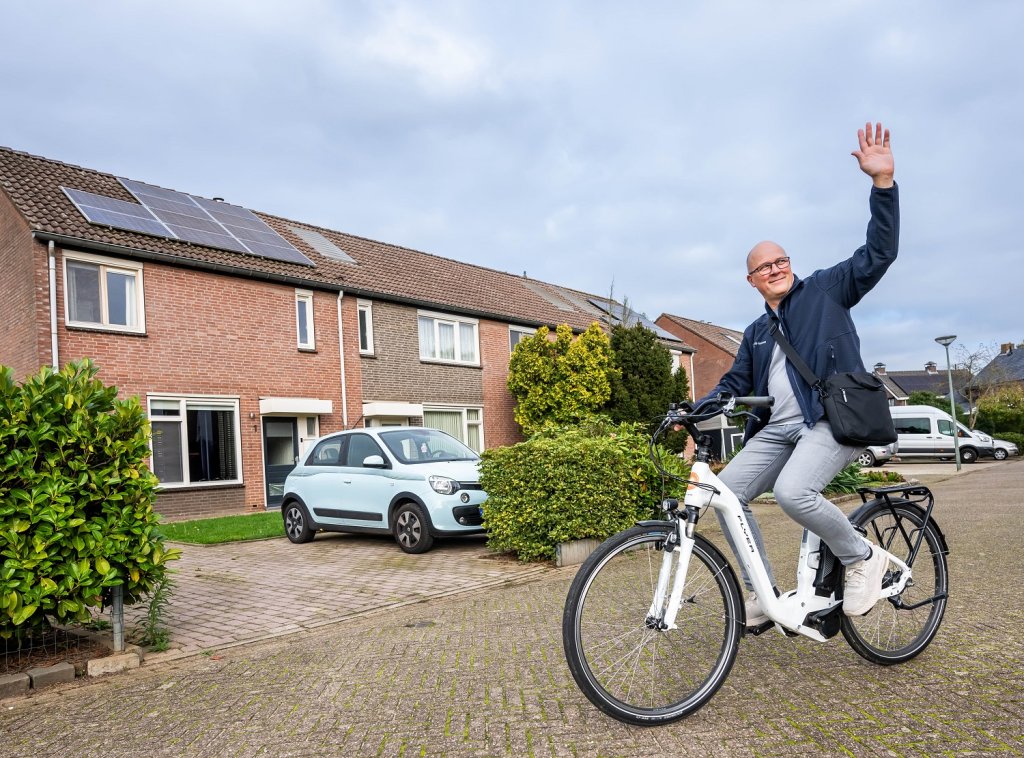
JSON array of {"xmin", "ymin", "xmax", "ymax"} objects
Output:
[
  {"xmin": 656, "ymin": 312, "xmax": 744, "ymax": 458},
  {"xmin": 0, "ymin": 146, "xmax": 690, "ymax": 520}
]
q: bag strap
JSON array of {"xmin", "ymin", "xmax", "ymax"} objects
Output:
[{"xmin": 767, "ymin": 318, "xmax": 826, "ymax": 395}]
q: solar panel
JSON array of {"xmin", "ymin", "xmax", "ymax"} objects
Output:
[
  {"xmin": 62, "ymin": 188, "xmax": 170, "ymax": 237},
  {"xmin": 586, "ymin": 297, "xmax": 680, "ymax": 341},
  {"xmin": 63, "ymin": 181, "xmax": 315, "ymax": 267}
]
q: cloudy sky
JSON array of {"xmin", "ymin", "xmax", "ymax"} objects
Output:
[{"xmin": 3, "ymin": 1, "xmax": 1021, "ymax": 371}]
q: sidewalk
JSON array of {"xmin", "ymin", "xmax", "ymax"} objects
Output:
[{"xmin": 117, "ymin": 533, "xmax": 549, "ymax": 658}]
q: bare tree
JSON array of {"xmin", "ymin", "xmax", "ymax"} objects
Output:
[{"xmin": 954, "ymin": 342, "xmax": 999, "ymax": 428}]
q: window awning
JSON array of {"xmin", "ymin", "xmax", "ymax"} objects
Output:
[
  {"xmin": 363, "ymin": 401, "xmax": 424, "ymax": 418},
  {"xmin": 259, "ymin": 397, "xmax": 333, "ymax": 415}
]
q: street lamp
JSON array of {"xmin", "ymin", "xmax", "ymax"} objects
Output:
[{"xmin": 935, "ymin": 335, "xmax": 961, "ymax": 471}]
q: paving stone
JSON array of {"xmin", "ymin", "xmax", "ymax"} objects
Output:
[
  {"xmin": 0, "ymin": 673, "xmax": 30, "ymax": 699},
  {"xmin": 1, "ymin": 461, "xmax": 1021, "ymax": 757},
  {"xmin": 86, "ymin": 652, "xmax": 140, "ymax": 677},
  {"xmin": 26, "ymin": 662, "xmax": 75, "ymax": 688}
]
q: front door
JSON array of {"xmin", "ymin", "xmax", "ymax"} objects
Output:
[{"xmin": 264, "ymin": 417, "xmax": 299, "ymax": 509}]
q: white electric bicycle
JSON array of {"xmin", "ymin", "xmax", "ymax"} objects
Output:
[{"xmin": 562, "ymin": 395, "xmax": 950, "ymax": 725}]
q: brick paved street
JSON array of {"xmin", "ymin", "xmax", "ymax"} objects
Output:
[{"xmin": 2, "ymin": 460, "xmax": 1022, "ymax": 756}]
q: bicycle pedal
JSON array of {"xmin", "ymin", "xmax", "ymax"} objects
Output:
[{"xmin": 745, "ymin": 620, "xmax": 774, "ymax": 636}]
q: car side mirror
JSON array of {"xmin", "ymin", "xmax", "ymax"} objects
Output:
[{"xmin": 362, "ymin": 455, "xmax": 387, "ymax": 469}]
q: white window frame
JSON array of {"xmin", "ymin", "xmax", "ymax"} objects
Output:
[
  {"xmin": 296, "ymin": 289, "xmax": 315, "ymax": 350},
  {"xmin": 417, "ymin": 310, "xmax": 480, "ymax": 366},
  {"xmin": 357, "ymin": 299, "xmax": 374, "ymax": 355},
  {"xmin": 63, "ymin": 251, "xmax": 146, "ymax": 333},
  {"xmin": 146, "ymin": 394, "xmax": 243, "ymax": 489},
  {"xmin": 422, "ymin": 405, "xmax": 485, "ymax": 452},
  {"xmin": 509, "ymin": 325, "xmax": 536, "ymax": 353}
]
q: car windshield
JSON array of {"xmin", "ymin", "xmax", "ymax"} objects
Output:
[{"xmin": 378, "ymin": 429, "xmax": 479, "ymax": 464}]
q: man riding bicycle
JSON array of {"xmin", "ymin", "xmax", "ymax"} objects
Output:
[{"xmin": 695, "ymin": 122, "xmax": 898, "ymax": 622}]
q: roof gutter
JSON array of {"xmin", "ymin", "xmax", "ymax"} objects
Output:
[
  {"xmin": 30, "ymin": 231, "xmax": 683, "ymax": 342},
  {"xmin": 31, "ymin": 231, "xmax": 344, "ymax": 293}
]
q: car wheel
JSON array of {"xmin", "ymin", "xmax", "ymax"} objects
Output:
[
  {"xmin": 959, "ymin": 447, "xmax": 978, "ymax": 464},
  {"xmin": 393, "ymin": 502, "xmax": 435, "ymax": 554},
  {"xmin": 283, "ymin": 502, "xmax": 315, "ymax": 544},
  {"xmin": 856, "ymin": 450, "xmax": 876, "ymax": 467},
  {"xmin": 994, "ymin": 448, "xmax": 1008, "ymax": 461}
]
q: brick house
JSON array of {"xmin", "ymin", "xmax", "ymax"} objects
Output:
[
  {"xmin": 0, "ymin": 146, "xmax": 689, "ymax": 519},
  {"xmin": 655, "ymin": 313, "xmax": 744, "ymax": 458}
]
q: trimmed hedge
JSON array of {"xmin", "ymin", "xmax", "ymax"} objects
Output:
[
  {"xmin": 479, "ymin": 417, "xmax": 687, "ymax": 562},
  {"xmin": 0, "ymin": 360, "xmax": 178, "ymax": 637},
  {"xmin": 996, "ymin": 432, "xmax": 1024, "ymax": 454}
]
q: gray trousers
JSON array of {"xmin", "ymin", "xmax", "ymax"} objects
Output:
[{"xmin": 715, "ymin": 420, "xmax": 869, "ymax": 592}]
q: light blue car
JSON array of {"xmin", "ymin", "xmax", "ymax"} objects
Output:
[{"xmin": 281, "ymin": 427, "xmax": 487, "ymax": 553}]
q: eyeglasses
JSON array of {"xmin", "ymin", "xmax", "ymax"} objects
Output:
[{"xmin": 748, "ymin": 257, "xmax": 791, "ymax": 277}]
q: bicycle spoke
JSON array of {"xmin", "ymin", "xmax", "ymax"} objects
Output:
[{"xmin": 564, "ymin": 526, "xmax": 742, "ymax": 724}]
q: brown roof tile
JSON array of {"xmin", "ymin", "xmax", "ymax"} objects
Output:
[
  {"xmin": 0, "ymin": 145, "xmax": 658, "ymax": 335},
  {"xmin": 658, "ymin": 313, "xmax": 744, "ymax": 356}
]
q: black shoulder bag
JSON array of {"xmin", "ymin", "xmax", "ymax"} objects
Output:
[{"xmin": 768, "ymin": 321, "xmax": 897, "ymax": 447}]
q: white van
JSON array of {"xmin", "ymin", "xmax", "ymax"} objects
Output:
[{"xmin": 890, "ymin": 405, "xmax": 995, "ymax": 464}]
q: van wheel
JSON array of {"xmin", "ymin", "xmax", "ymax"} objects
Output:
[{"xmin": 959, "ymin": 447, "xmax": 978, "ymax": 464}]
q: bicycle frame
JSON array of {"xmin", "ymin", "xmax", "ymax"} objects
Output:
[{"xmin": 652, "ymin": 459, "xmax": 913, "ymax": 641}]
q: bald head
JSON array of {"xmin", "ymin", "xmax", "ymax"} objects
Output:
[
  {"xmin": 745, "ymin": 240, "xmax": 794, "ymax": 309},
  {"xmin": 746, "ymin": 241, "xmax": 786, "ymax": 274}
]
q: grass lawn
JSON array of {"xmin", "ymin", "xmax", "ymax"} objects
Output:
[{"xmin": 158, "ymin": 511, "xmax": 284, "ymax": 544}]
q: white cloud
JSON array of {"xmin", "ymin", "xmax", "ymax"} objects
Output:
[{"xmin": 359, "ymin": 5, "xmax": 495, "ymax": 95}]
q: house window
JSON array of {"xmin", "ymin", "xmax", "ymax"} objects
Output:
[
  {"xmin": 418, "ymin": 311, "xmax": 479, "ymax": 365},
  {"xmin": 423, "ymin": 407, "xmax": 484, "ymax": 452},
  {"xmin": 64, "ymin": 253, "xmax": 145, "ymax": 332},
  {"xmin": 357, "ymin": 300, "xmax": 374, "ymax": 355},
  {"xmin": 509, "ymin": 326, "xmax": 536, "ymax": 353},
  {"xmin": 148, "ymin": 396, "xmax": 242, "ymax": 487},
  {"xmin": 296, "ymin": 290, "xmax": 315, "ymax": 350}
]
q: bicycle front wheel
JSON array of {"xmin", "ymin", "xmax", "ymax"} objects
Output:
[
  {"xmin": 841, "ymin": 502, "xmax": 949, "ymax": 664},
  {"xmin": 562, "ymin": 524, "xmax": 742, "ymax": 725}
]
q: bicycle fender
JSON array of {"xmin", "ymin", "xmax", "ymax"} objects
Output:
[
  {"xmin": 636, "ymin": 519, "xmax": 672, "ymax": 528},
  {"xmin": 848, "ymin": 499, "xmax": 950, "ymax": 555}
]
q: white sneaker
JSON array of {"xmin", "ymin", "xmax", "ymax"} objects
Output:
[
  {"xmin": 843, "ymin": 547, "xmax": 888, "ymax": 616},
  {"xmin": 745, "ymin": 593, "xmax": 769, "ymax": 626}
]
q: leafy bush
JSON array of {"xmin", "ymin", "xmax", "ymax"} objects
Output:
[
  {"xmin": 0, "ymin": 360, "xmax": 178, "ymax": 637},
  {"xmin": 480, "ymin": 418, "xmax": 687, "ymax": 562},
  {"xmin": 507, "ymin": 323, "xmax": 616, "ymax": 436},
  {"xmin": 863, "ymin": 469, "xmax": 904, "ymax": 484},
  {"xmin": 995, "ymin": 432, "xmax": 1024, "ymax": 453}
]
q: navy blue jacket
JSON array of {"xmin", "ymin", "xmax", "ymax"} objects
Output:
[{"xmin": 700, "ymin": 184, "xmax": 900, "ymax": 441}]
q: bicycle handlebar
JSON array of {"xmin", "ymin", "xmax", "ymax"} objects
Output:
[{"xmin": 733, "ymin": 396, "xmax": 774, "ymax": 408}]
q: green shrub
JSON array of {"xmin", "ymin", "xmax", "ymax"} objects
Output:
[
  {"xmin": 863, "ymin": 469, "xmax": 904, "ymax": 484},
  {"xmin": 995, "ymin": 432, "xmax": 1024, "ymax": 453},
  {"xmin": 824, "ymin": 463, "xmax": 869, "ymax": 495},
  {"xmin": 479, "ymin": 417, "xmax": 687, "ymax": 562},
  {"xmin": 0, "ymin": 360, "xmax": 178, "ymax": 637}
]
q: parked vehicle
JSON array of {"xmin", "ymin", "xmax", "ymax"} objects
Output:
[
  {"xmin": 280, "ymin": 427, "xmax": 487, "ymax": 553},
  {"xmin": 889, "ymin": 405, "xmax": 995, "ymax": 464},
  {"xmin": 992, "ymin": 439, "xmax": 1020, "ymax": 460},
  {"xmin": 856, "ymin": 441, "xmax": 898, "ymax": 467}
]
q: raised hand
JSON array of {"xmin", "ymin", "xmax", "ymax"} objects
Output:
[{"xmin": 851, "ymin": 122, "xmax": 894, "ymax": 188}]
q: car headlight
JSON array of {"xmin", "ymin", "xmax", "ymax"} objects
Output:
[{"xmin": 428, "ymin": 475, "xmax": 460, "ymax": 495}]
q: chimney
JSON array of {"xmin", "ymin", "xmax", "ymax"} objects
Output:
[
  {"xmin": 873, "ymin": 362, "xmax": 886, "ymax": 375},
  {"xmin": 1002, "ymin": 342, "xmax": 1015, "ymax": 355},
  {"xmin": 925, "ymin": 361, "xmax": 938, "ymax": 374}
]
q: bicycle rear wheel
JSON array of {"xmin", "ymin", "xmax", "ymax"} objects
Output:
[
  {"xmin": 562, "ymin": 523, "xmax": 742, "ymax": 725},
  {"xmin": 841, "ymin": 502, "xmax": 949, "ymax": 664}
]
